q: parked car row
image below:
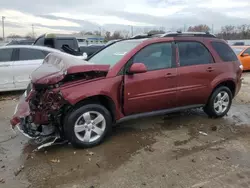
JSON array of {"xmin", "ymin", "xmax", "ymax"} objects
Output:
[
  {"xmin": 0, "ymin": 45, "xmax": 84, "ymax": 92},
  {"xmin": 11, "ymin": 31, "xmax": 243, "ymax": 149}
]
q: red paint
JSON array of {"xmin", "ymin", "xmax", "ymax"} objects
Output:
[
  {"xmin": 11, "ymin": 37, "xmax": 242, "ymax": 127},
  {"xmin": 129, "ymin": 63, "xmax": 147, "ymax": 74}
]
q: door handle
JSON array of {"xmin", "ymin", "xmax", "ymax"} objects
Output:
[
  {"xmin": 165, "ymin": 73, "xmax": 175, "ymax": 78},
  {"xmin": 206, "ymin": 67, "xmax": 214, "ymax": 72}
]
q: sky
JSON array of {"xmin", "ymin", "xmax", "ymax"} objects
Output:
[{"xmin": 0, "ymin": 0, "xmax": 250, "ymax": 37}]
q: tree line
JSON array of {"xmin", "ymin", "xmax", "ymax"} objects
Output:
[
  {"xmin": 4, "ymin": 24, "xmax": 250, "ymax": 41},
  {"xmin": 75, "ymin": 24, "xmax": 250, "ymax": 40}
]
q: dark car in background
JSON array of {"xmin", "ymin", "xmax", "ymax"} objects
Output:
[{"xmin": 33, "ymin": 34, "xmax": 83, "ymax": 56}]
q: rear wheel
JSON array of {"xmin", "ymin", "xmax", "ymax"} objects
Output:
[
  {"xmin": 204, "ymin": 86, "xmax": 232, "ymax": 118},
  {"xmin": 64, "ymin": 104, "xmax": 112, "ymax": 148}
]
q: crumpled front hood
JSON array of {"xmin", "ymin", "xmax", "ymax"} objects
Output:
[{"xmin": 31, "ymin": 52, "xmax": 110, "ymax": 85}]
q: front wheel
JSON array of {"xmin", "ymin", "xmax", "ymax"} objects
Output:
[
  {"xmin": 204, "ymin": 86, "xmax": 232, "ymax": 118},
  {"xmin": 64, "ymin": 104, "xmax": 112, "ymax": 148}
]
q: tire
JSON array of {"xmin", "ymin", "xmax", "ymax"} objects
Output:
[
  {"xmin": 204, "ymin": 86, "xmax": 232, "ymax": 118},
  {"xmin": 64, "ymin": 104, "xmax": 112, "ymax": 148}
]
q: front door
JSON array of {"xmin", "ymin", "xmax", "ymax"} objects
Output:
[
  {"xmin": 124, "ymin": 42, "xmax": 177, "ymax": 115},
  {"xmin": 13, "ymin": 48, "xmax": 47, "ymax": 89},
  {"xmin": 0, "ymin": 48, "xmax": 15, "ymax": 91},
  {"xmin": 176, "ymin": 41, "xmax": 217, "ymax": 106}
]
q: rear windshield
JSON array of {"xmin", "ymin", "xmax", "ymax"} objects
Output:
[
  {"xmin": 232, "ymin": 47, "xmax": 245, "ymax": 55},
  {"xmin": 211, "ymin": 41, "xmax": 238, "ymax": 62},
  {"xmin": 88, "ymin": 40, "xmax": 142, "ymax": 67}
]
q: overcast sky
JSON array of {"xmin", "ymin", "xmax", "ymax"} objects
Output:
[{"xmin": 0, "ymin": 0, "xmax": 250, "ymax": 36}]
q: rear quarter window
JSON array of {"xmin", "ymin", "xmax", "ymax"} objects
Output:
[{"xmin": 211, "ymin": 41, "xmax": 238, "ymax": 62}]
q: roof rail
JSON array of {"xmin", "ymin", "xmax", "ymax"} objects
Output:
[
  {"xmin": 161, "ymin": 31, "xmax": 216, "ymax": 38},
  {"xmin": 129, "ymin": 33, "xmax": 158, "ymax": 39}
]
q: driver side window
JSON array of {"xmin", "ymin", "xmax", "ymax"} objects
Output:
[{"xmin": 133, "ymin": 42, "xmax": 173, "ymax": 71}]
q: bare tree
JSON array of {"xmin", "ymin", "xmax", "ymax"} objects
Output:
[
  {"xmin": 187, "ymin": 24, "xmax": 211, "ymax": 32},
  {"xmin": 111, "ymin": 31, "xmax": 123, "ymax": 40},
  {"xmin": 104, "ymin": 31, "xmax": 111, "ymax": 41},
  {"xmin": 121, "ymin": 30, "xmax": 130, "ymax": 38},
  {"xmin": 7, "ymin": 34, "xmax": 22, "ymax": 38},
  {"xmin": 93, "ymin": 30, "xmax": 101, "ymax": 36},
  {"xmin": 85, "ymin": 31, "xmax": 94, "ymax": 35},
  {"xmin": 216, "ymin": 24, "xmax": 250, "ymax": 40},
  {"xmin": 25, "ymin": 32, "xmax": 35, "ymax": 39},
  {"xmin": 148, "ymin": 30, "xmax": 165, "ymax": 35}
]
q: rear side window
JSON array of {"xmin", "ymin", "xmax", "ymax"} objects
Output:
[
  {"xmin": 19, "ymin": 48, "xmax": 46, "ymax": 61},
  {"xmin": 211, "ymin": 42, "xmax": 238, "ymax": 62},
  {"xmin": 177, "ymin": 41, "xmax": 212, "ymax": 66},
  {"xmin": 0, "ymin": 48, "xmax": 13, "ymax": 62}
]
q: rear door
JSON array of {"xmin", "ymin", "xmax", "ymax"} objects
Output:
[
  {"xmin": 176, "ymin": 41, "xmax": 217, "ymax": 106},
  {"xmin": 124, "ymin": 42, "xmax": 178, "ymax": 115},
  {"xmin": 0, "ymin": 48, "xmax": 15, "ymax": 91},
  {"xmin": 13, "ymin": 48, "xmax": 48, "ymax": 89}
]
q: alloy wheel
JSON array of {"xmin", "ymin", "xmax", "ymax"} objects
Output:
[{"xmin": 74, "ymin": 111, "xmax": 106, "ymax": 143}]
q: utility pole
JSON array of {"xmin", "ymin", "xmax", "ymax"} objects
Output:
[
  {"xmin": 32, "ymin": 24, "xmax": 35, "ymax": 38},
  {"xmin": 99, "ymin": 26, "xmax": 101, "ymax": 36},
  {"xmin": 2, "ymin": 16, "xmax": 5, "ymax": 41}
]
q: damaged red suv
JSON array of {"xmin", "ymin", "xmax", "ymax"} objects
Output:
[{"xmin": 11, "ymin": 32, "xmax": 243, "ymax": 148}]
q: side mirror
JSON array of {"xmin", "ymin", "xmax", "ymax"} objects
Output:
[
  {"xmin": 129, "ymin": 63, "xmax": 147, "ymax": 74},
  {"xmin": 82, "ymin": 52, "xmax": 88, "ymax": 60},
  {"xmin": 241, "ymin": 53, "xmax": 249, "ymax": 57}
]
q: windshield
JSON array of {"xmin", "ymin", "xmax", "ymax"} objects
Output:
[
  {"xmin": 232, "ymin": 47, "xmax": 245, "ymax": 55},
  {"xmin": 88, "ymin": 40, "xmax": 142, "ymax": 67}
]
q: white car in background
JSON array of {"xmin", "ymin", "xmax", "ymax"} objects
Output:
[{"xmin": 0, "ymin": 45, "xmax": 80, "ymax": 92}]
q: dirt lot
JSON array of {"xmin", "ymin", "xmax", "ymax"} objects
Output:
[{"xmin": 1, "ymin": 73, "xmax": 250, "ymax": 188}]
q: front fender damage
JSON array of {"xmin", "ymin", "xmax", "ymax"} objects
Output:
[{"xmin": 11, "ymin": 70, "xmax": 108, "ymax": 150}]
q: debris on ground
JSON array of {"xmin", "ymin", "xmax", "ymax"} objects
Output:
[
  {"xmin": 74, "ymin": 151, "xmax": 76, "ymax": 155},
  {"xmin": 191, "ymin": 159, "xmax": 196, "ymax": 163},
  {"xmin": 14, "ymin": 165, "xmax": 24, "ymax": 176},
  {"xmin": 44, "ymin": 151, "xmax": 48, "ymax": 154},
  {"xmin": 88, "ymin": 158, "xmax": 91, "ymax": 162},
  {"xmin": 216, "ymin": 157, "xmax": 222, "ymax": 160},
  {"xmin": 199, "ymin": 131, "xmax": 208, "ymax": 136},
  {"xmin": 211, "ymin": 126, "xmax": 217, "ymax": 131},
  {"xmin": 0, "ymin": 178, "xmax": 5, "ymax": 183},
  {"xmin": 142, "ymin": 182, "xmax": 146, "ymax": 186},
  {"xmin": 86, "ymin": 151, "xmax": 94, "ymax": 156},
  {"xmin": 145, "ymin": 145, "xmax": 155, "ymax": 152},
  {"xmin": 96, "ymin": 163, "xmax": 100, "ymax": 168},
  {"xmin": 1, "ymin": 165, "xmax": 5, "ymax": 168},
  {"xmin": 50, "ymin": 159, "xmax": 60, "ymax": 163}
]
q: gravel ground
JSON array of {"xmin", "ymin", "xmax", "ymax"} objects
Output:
[{"xmin": 0, "ymin": 72, "xmax": 250, "ymax": 188}]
